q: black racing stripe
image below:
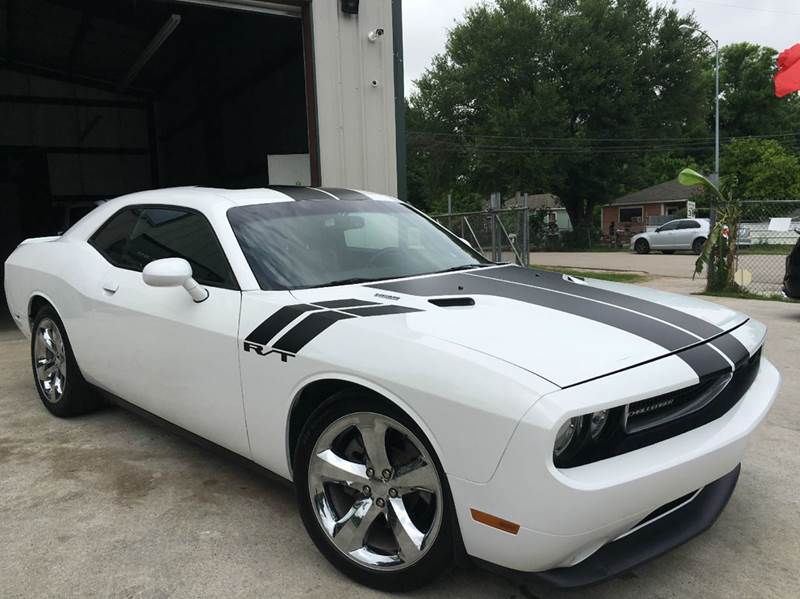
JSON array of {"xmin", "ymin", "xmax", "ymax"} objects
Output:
[
  {"xmin": 267, "ymin": 186, "xmax": 332, "ymax": 201},
  {"xmin": 370, "ymin": 274, "xmax": 697, "ymax": 351},
  {"xmin": 313, "ymin": 299, "xmax": 380, "ymax": 309},
  {"xmin": 470, "ymin": 265, "xmax": 724, "ymax": 338},
  {"xmin": 675, "ymin": 344, "xmax": 732, "ymax": 378},
  {"xmin": 710, "ymin": 333, "xmax": 750, "ymax": 368},
  {"xmin": 245, "ymin": 304, "xmax": 321, "ymax": 346},
  {"xmin": 319, "ymin": 187, "xmax": 371, "ymax": 201},
  {"xmin": 272, "ymin": 311, "xmax": 355, "ymax": 354},
  {"xmin": 342, "ymin": 305, "xmax": 422, "ymax": 317}
]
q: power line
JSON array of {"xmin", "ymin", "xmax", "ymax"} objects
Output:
[
  {"xmin": 687, "ymin": 0, "xmax": 800, "ymax": 17},
  {"xmin": 407, "ymin": 129, "xmax": 799, "ymax": 143}
]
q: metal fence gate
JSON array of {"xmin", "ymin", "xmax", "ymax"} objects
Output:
[{"xmin": 433, "ymin": 208, "xmax": 531, "ymax": 267}]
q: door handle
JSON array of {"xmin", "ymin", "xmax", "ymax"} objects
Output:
[{"xmin": 102, "ymin": 280, "xmax": 119, "ymax": 294}]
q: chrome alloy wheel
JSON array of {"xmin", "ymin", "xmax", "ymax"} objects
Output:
[
  {"xmin": 33, "ymin": 318, "xmax": 67, "ymax": 404},
  {"xmin": 307, "ymin": 412, "xmax": 443, "ymax": 571}
]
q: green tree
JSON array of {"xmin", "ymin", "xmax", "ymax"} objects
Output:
[
  {"xmin": 719, "ymin": 43, "xmax": 800, "ymax": 138},
  {"xmin": 407, "ymin": 0, "xmax": 711, "ymax": 237},
  {"xmin": 721, "ymin": 138, "xmax": 800, "ymax": 200}
]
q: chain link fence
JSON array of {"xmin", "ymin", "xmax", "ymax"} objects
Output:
[
  {"xmin": 432, "ymin": 208, "xmax": 531, "ymax": 266},
  {"xmin": 735, "ymin": 200, "xmax": 800, "ymax": 296}
]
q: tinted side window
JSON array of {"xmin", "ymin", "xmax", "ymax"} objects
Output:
[
  {"xmin": 128, "ymin": 208, "xmax": 235, "ymax": 288},
  {"xmin": 89, "ymin": 208, "xmax": 141, "ymax": 269},
  {"xmin": 659, "ymin": 221, "xmax": 680, "ymax": 231},
  {"xmin": 90, "ymin": 207, "xmax": 237, "ymax": 289},
  {"xmin": 680, "ymin": 220, "xmax": 701, "ymax": 229}
]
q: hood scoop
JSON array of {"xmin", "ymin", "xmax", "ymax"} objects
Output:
[{"xmin": 428, "ymin": 297, "xmax": 475, "ymax": 308}]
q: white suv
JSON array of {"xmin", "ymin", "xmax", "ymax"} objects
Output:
[{"xmin": 631, "ymin": 218, "xmax": 751, "ymax": 255}]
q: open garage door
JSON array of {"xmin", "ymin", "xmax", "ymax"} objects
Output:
[{"xmin": 0, "ymin": 0, "xmax": 318, "ymax": 321}]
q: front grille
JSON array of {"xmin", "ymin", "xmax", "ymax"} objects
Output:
[
  {"xmin": 557, "ymin": 346, "xmax": 763, "ymax": 468},
  {"xmin": 625, "ymin": 372, "xmax": 733, "ymax": 434}
]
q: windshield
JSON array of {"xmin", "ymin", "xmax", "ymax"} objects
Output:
[{"xmin": 227, "ymin": 200, "xmax": 488, "ymax": 290}]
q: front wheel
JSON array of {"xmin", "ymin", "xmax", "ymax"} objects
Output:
[
  {"xmin": 634, "ymin": 239, "xmax": 650, "ymax": 254},
  {"xmin": 294, "ymin": 393, "xmax": 453, "ymax": 591}
]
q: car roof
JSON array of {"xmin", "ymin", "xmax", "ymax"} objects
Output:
[{"xmin": 101, "ymin": 186, "xmax": 399, "ymax": 211}]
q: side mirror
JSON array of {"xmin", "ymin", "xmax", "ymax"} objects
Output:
[
  {"xmin": 655, "ymin": 227, "xmax": 662, "ymax": 233},
  {"xmin": 142, "ymin": 258, "xmax": 209, "ymax": 303}
]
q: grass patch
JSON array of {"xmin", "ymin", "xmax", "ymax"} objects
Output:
[
  {"xmin": 738, "ymin": 244, "xmax": 795, "ymax": 256},
  {"xmin": 533, "ymin": 265, "xmax": 650, "ymax": 284},
  {"xmin": 696, "ymin": 289, "xmax": 797, "ymax": 303}
]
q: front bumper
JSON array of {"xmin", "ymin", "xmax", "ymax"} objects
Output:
[
  {"xmin": 448, "ymin": 355, "xmax": 780, "ymax": 577},
  {"xmin": 475, "ymin": 465, "xmax": 740, "ymax": 587}
]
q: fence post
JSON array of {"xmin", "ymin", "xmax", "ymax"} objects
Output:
[{"xmin": 522, "ymin": 207, "xmax": 530, "ymax": 267}]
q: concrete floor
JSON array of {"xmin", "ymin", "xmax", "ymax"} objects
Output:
[{"xmin": 1, "ymin": 281, "xmax": 799, "ymax": 599}]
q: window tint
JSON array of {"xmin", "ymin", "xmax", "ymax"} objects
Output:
[
  {"xmin": 90, "ymin": 206, "xmax": 237, "ymax": 289},
  {"xmin": 679, "ymin": 220, "xmax": 701, "ymax": 229},
  {"xmin": 89, "ymin": 208, "xmax": 141, "ymax": 268},
  {"xmin": 659, "ymin": 221, "xmax": 680, "ymax": 231}
]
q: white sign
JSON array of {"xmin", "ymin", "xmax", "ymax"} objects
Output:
[
  {"xmin": 768, "ymin": 217, "xmax": 793, "ymax": 232},
  {"xmin": 686, "ymin": 200, "xmax": 696, "ymax": 218}
]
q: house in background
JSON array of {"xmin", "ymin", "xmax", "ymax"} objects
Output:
[
  {"xmin": 503, "ymin": 193, "xmax": 574, "ymax": 232},
  {"xmin": 602, "ymin": 179, "xmax": 701, "ymax": 238}
]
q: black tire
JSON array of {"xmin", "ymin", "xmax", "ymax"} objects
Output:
[
  {"xmin": 30, "ymin": 305, "xmax": 100, "ymax": 417},
  {"xmin": 634, "ymin": 239, "xmax": 650, "ymax": 254},
  {"xmin": 692, "ymin": 237, "xmax": 706, "ymax": 255},
  {"xmin": 294, "ymin": 392, "xmax": 454, "ymax": 591},
  {"xmin": 661, "ymin": 250, "xmax": 675, "ymax": 255}
]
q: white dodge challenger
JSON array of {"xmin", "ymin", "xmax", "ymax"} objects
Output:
[{"xmin": 3, "ymin": 186, "xmax": 781, "ymax": 590}]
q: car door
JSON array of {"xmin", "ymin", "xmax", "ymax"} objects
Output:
[
  {"xmin": 81, "ymin": 205, "xmax": 250, "ymax": 457},
  {"xmin": 651, "ymin": 220, "xmax": 680, "ymax": 249},
  {"xmin": 675, "ymin": 219, "xmax": 701, "ymax": 248}
]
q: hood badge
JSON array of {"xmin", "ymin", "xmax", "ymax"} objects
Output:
[{"xmin": 374, "ymin": 292, "xmax": 400, "ymax": 301}]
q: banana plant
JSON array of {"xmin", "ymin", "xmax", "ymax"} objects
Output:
[{"xmin": 678, "ymin": 168, "xmax": 742, "ymax": 291}]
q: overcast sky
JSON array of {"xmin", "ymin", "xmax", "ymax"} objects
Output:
[{"xmin": 401, "ymin": 0, "xmax": 800, "ymax": 96}]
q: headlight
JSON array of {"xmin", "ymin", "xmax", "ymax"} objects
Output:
[
  {"xmin": 554, "ymin": 416, "xmax": 584, "ymax": 458},
  {"xmin": 552, "ymin": 408, "xmax": 622, "ymax": 467},
  {"xmin": 589, "ymin": 410, "xmax": 608, "ymax": 440}
]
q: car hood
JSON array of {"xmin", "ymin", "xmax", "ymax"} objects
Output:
[{"xmin": 289, "ymin": 265, "xmax": 748, "ymax": 388}]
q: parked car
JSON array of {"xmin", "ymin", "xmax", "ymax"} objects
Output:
[
  {"xmin": 631, "ymin": 218, "xmax": 752, "ymax": 255},
  {"xmin": 4, "ymin": 187, "xmax": 780, "ymax": 590},
  {"xmin": 783, "ymin": 229, "xmax": 800, "ymax": 299}
]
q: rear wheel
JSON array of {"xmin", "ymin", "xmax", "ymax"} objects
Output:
[
  {"xmin": 692, "ymin": 237, "xmax": 706, "ymax": 255},
  {"xmin": 30, "ymin": 306, "xmax": 100, "ymax": 417},
  {"xmin": 294, "ymin": 393, "xmax": 453, "ymax": 591},
  {"xmin": 634, "ymin": 239, "xmax": 650, "ymax": 254}
]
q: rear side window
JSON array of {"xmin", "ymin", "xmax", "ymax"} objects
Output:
[
  {"xmin": 90, "ymin": 206, "xmax": 237, "ymax": 290},
  {"xmin": 89, "ymin": 208, "xmax": 141, "ymax": 269},
  {"xmin": 680, "ymin": 220, "xmax": 701, "ymax": 229}
]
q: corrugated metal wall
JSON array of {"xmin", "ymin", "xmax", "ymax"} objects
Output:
[{"xmin": 312, "ymin": 0, "xmax": 398, "ymax": 197}]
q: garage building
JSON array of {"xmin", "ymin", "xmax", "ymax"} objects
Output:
[{"xmin": 0, "ymin": 0, "xmax": 405, "ymax": 319}]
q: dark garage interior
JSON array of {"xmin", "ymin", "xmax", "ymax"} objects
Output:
[{"xmin": 1, "ymin": 0, "xmax": 314, "ymax": 320}]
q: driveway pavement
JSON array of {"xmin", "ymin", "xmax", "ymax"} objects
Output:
[
  {"xmin": 531, "ymin": 251, "xmax": 789, "ymax": 294},
  {"xmin": 1, "ymin": 285, "xmax": 798, "ymax": 599}
]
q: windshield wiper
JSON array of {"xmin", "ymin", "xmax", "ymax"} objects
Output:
[
  {"xmin": 433, "ymin": 264, "xmax": 492, "ymax": 274},
  {"xmin": 314, "ymin": 277, "xmax": 386, "ymax": 288}
]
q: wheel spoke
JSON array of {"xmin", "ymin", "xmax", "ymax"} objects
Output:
[
  {"xmin": 387, "ymin": 497, "xmax": 425, "ymax": 561},
  {"xmin": 331, "ymin": 498, "xmax": 382, "ymax": 554},
  {"xmin": 41, "ymin": 327, "xmax": 55, "ymax": 352},
  {"xmin": 393, "ymin": 457, "xmax": 438, "ymax": 494},
  {"xmin": 310, "ymin": 449, "xmax": 369, "ymax": 488},
  {"xmin": 357, "ymin": 418, "xmax": 392, "ymax": 473}
]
